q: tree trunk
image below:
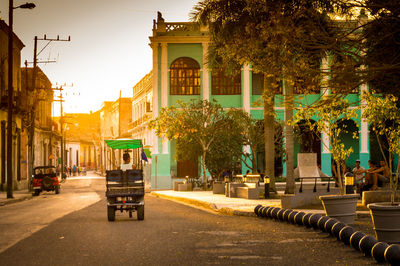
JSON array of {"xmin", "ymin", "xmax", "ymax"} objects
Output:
[
  {"xmin": 202, "ymin": 149, "xmax": 207, "ymax": 190},
  {"xmin": 284, "ymin": 78, "xmax": 295, "ymax": 194},
  {"xmin": 263, "ymin": 74, "xmax": 276, "ymax": 191}
]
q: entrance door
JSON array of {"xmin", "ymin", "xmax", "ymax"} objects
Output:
[{"xmin": 177, "ymin": 160, "xmax": 198, "ymax": 178}]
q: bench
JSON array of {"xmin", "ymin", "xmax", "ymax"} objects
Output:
[
  {"xmin": 362, "ymin": 188, "xmax": 399, "ymax": 205},
  {"xmin": 229, "ymin": 174, "xmax": 263, "ymax": 199}
]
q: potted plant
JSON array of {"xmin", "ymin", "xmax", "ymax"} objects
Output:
[
  {"xmin": 362, "ymin": 91, "xmax": 400, "ymax": 244},
  {"xmin": 292, "ymin": 95, "xmax": 359, "ymax": 224}
]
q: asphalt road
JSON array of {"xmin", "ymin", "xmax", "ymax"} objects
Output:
[{"xmin": 0, "ymin": 174, "xmax": 377, "ymax": 266}]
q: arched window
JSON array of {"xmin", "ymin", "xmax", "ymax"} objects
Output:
[
  {"xmin": 211, "ymin": 69, "xmax": 241, "ymax": 95},
  {"xmin": 170, "ymin": 57, "xmax": 200, "ymax": 95}
]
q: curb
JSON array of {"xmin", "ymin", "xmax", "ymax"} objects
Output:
[
  {"xmin": 150, "ymin": 191, "xmax": 257, "ymax": 217},
  {"xmin": 0, "ymin": 194, "xmax": 33, "ymax": 206},
  {"xmin": 150, "ymin": 192, "xmax": 371, "ymax": 219}
]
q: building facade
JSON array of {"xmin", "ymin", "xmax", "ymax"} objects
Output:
[
  {"xmin": 0, "ymin": 20, "xmax": 26, "ymax": 190},
  {"xmin": 99, "ymin": 98, "xmax": 132, "ymax": 172},
  {"xmin": 148, "ymin": 13, "xmax": 380, "ymax": 189}
]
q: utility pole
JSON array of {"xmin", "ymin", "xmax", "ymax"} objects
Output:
[
  {"xmin": 6, "ymin": 0, "xmax": 35, "ymax": 198},
  {"xmin": 7, "ymin": 0, "xmax": 14, "ymax": 198},
  {"xmin": 53, "ymin": 87, "xmax": 64, "ymax": 179},
  {"xmin": 28, "ymin": 34, "xmax": 70, "ymax": 181}
]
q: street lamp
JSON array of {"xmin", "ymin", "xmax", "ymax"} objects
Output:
[{"xmin": 7, "ymin": 0, "xmax": 35, "ymax": 198}]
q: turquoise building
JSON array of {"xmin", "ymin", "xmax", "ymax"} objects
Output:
[{"xmin": 149, "ymin": 13, "xmax": 381, "ymax": 189}]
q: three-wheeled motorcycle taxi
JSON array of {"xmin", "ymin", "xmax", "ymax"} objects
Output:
[{"xmin": 104, "ymin": 139, "xmax": 145, "ymax": 221}]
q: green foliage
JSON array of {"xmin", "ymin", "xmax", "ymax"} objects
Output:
[
  {"xmin": 149, "ymin": 99, "xmax": 244, "ymax": 187},
  {"xmin": 291, "ymin": 95, "xmax": 358, "ymax": 194},
  {"xmin": 362, "ymin": 91, "xmax": 400, "ymax": 204}
]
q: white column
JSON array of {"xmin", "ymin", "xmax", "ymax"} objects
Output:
[
  {"xmin": 202, "ymin": 42, "xmax": 209, "ymax": 101},
  {"xmin": 321, "ymin": 55, "xmax": 329, "ymax": 94},
  {"xmin": 162, "ymin": 137, "xmax": 168, "ymax": 154},
  {"xmin": 160, "ymin": 43, "xmax": 169, "ymax": 154},
  {"xmin": 243, "ymin": 64, "xmax": 250, "ymax": 113},
  {"xmin": 152, "ymin": 42, "xmax": 159, "ymax": 155},
  {"xmin": 322, "ymin": 125, "xmax": 330, "ymax": 154},
  {"xmin": 360, "ymin": 82, "xmax": 368, "ymax": 153},
  {"xmin": 161, "ymin": 43, "xmax": 168, "ymax": 108},
  {"xmin": 321, "ymin": 56, "xmax": 330, "ymax": 153}
]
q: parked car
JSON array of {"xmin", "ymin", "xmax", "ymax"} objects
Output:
[{"xmin": 32, "ymin": 166, "xmax": 60, "ymax": 196}]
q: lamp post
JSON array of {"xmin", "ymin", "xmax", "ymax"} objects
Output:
[{"xmin": 7, "ymin": 1, "xmax": 35, "ymax": 198}]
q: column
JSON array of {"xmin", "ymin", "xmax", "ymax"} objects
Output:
[
  {"xmin": 243, "ymin": 64, "xmax": 250, "ymax": 113},
  {"xmin": 359, "ymin": 82, "xmax": 369, "ymax": 168},
  {"xmin": 160, "ymin": 42, "xmax": 169, "ymax": 154},
  {"xmin": 152, "ymin": 42, "xmax": 159, "ymax": 155},
  {"xmin": 160, "ymin": 43, "xmax": 168, "ymax": 108},
  {"xmin": 202, "ymin": 42, "xmax": 210, "ymax": 101},
  {"xmin": 320, "ymin": 55, "xmax": 332, "ymax": 175}
]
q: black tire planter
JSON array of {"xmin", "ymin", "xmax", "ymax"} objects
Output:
[
  {"xmin": 339, "ymin": 226, "xmax": 356, "ymax": 246},
  {"xmin": 288, "ymin": 211, "xmax": 299, "ymax": 224},
  {"xmin": 271, "ymin": 207, "xmax": 280, "ymax": 219},
  {"xmin": 294, "ymin": 212, "xmax": 306, "ymax": 226},
  {"xmin": 283, "ymin": 209, "xmax": 293, "ymax": 222},
  {"xmin": 324, "ymin": 218, "xmax": 339, "ymax": 234},
  {"xmin": 259, "ymin": 207, "xmax": 269, "ymax": 218},
  {"xmin": 277, "ymin": 208, "xmax": 286, "ymax": 221},
  {"xmin": 317, "ymin": 216, "xmax": 330, "ymax": 232},
  {"xmin": 254, "ymin": 204, "xmax": 262, "ymax": 215},
  {"xmin": 384, "ymin": 244, "xmax": 400, "ymax": 265},
  {"xmin": 302, "ymin": 213, "xmax": 313, "ymax": 227},
  {"xmin": 350, "ymin": 231, "xmax": 366, "ymax": 251},
  {"xmin": 309, "ymin": 213, "xmax": 322, "ymax": 229},
  {"xmin": 267, "ymin": 207, "xmax": 276, "ymax": 218},
  {"xmin": 371, "ymin": 242, "xmax": 389, "ymax": 263},
  {"xmin": 359, "ymin": 235, "xmax": 378, "ymax": 257},
  {"xmin": 331, "ymin": 222, "xmax": 346, "ymax": 239}
]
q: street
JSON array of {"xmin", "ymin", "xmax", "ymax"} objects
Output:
[{"xmin": 0, "ymin": 173, "xmax": 375, "ymax": 266}]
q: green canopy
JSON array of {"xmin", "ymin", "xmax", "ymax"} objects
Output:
[{"xmin": 104, "ymin": 139, "xmax": 142, "ymax": 150}]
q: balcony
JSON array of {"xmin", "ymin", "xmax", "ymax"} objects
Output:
[{"xmin": 0, "ymin": 90, "xmax": 30, "ymax": 114}]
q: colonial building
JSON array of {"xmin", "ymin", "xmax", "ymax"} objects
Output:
[
  {"xmin": 129, "ymin": 71, "xmax": 152, "ymax": 161},
  {"xmin": 148, "ymin": 13, "xmax": 378, "ymax": 189},
  {"xmin": 99, "ymin": 97, "xmax": 132, "ymax": 172},
  {"xmin": 61, "ymin": 112, "xmax": 101, "ymax": 171},
  {"xmin": 0, "ymin": 20, "xmax": 26, "ymax": 190},
  {"xmin": 21, "ymin": 67, "xmax": 59, "ymax": 171}
]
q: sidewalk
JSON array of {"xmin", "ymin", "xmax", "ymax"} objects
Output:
[
  {"xmin": 150, "ymin": 190, "xmax": 370, "ymax": 218},
  {"xmin": 0, "ymin": 189, "xmax": 33, "ymax": 206}
]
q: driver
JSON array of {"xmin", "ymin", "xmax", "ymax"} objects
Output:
[{"xmin": 120, "ymin": 152, "xmax": 133, "ymax": 171}]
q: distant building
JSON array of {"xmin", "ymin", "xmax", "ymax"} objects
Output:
[
  {"xmin": 99, "ymin": 97, "xmax": 132, "ymax": 172},
  {"xmin": 129, "ymin": 71, "xmax": 152, "ymax": 164},
  {"xmin": 58, "ymin": 111, "xmax": 101, "ymax": 170}
]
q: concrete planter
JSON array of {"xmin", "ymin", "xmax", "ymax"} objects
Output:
[
  {"xmin": 212, "ymin": 182, "xmax": 225, "ymax": 194},
  {"xmin": 319, "ymin": 194, "xmax": 359, "ymax": 224},
  {"xmin": 368, "ymin": 202, "xmax": 400, "ymax": 244}
]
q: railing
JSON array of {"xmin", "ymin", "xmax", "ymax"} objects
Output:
[{"xmin": 155, "ymin": 22, "xmax": 200, "ymax": 35}]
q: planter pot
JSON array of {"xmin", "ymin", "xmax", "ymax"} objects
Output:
[
  {"xmin": 368, "ymin": 202, "xmax": 400, "ymax": 244},
  {"xmin": 319, "ymin": 194, "xmax": 359, "ymax": 225},
  {"xmin": 212, "ymin": 182, "xmax": 225, "ymax": 194}
]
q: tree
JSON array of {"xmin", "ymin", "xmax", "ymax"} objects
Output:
[
  {"xmin": 149, "ymin": 100, "xmax": 230, "ymax": 189},
  {"xmin": 192, "ymin": 0, "xmax": 341, "ymax": 193},
  {"xmin": 362, "ymin": 91, "xmax": 400, "ymax": 204},
  {"xmin": 291, "ymin": 95, "xmax": 358, "ymax": 194},
  {"xmin": 226, "ymin": 109, "xmax": 264, "ymax": 173}
]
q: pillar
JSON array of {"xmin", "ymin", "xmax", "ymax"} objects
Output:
[
  {"xmin": 243, "ymin": 64, "xmax": 250, "ymax": 113},
  {"xmin": 202, "ymin": 42, "xmax": 210, "ymax": 101}
]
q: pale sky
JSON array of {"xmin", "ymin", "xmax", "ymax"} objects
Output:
[{"xmin": 0, "ymin": 0, "xmax": 199, "ymax": 115}]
